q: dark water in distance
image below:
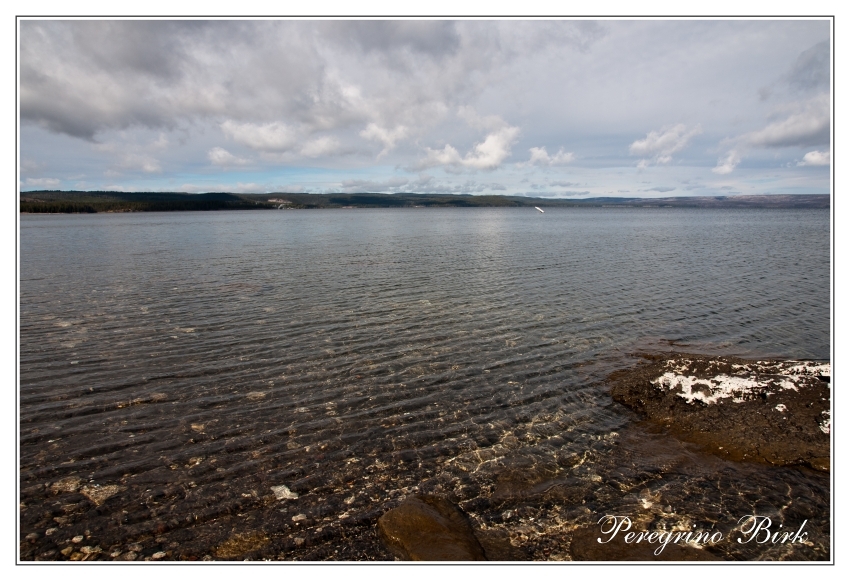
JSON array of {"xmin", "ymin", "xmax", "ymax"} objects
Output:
[{"xmin": 19, "ymin": 208, "xmax": 830, "ymax": 560}]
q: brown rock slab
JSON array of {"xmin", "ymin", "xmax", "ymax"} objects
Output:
[
  {"xmin": 570, "ymin": 525, "xmax": 722, "ymax": 561},
  {"xmin": 377, "ymin": 495, "xmax": 486, "ymax": 561},
  {"xmin": 474, "ymin": 528, "xmax": 531, "ymax": 561}
]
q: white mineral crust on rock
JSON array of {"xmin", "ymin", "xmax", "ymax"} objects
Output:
[{"xmin": 652, "ymin": 361, "xmax": 830, "ymax": 406}]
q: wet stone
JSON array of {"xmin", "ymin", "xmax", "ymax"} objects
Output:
[
  {"xmin": 80, "ymin": 484, "xmax": 124, "ymax": 506},
  {"xmin": 377, "ymin": 495, "xmax": 487, "ymax": 561},
  {"xmin": 214, "ymin": 532, "xmax": 269, "ymax": 559},
  {"xmin": 50, "ymin": 477, "xmax": 82, "ymax": 494}
]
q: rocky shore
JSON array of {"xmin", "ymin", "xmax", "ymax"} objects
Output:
[
  {"xmin": 20, "ymin": 352, "xmax": 831, "ymax": 562},
  {"xmin": 608, "ymin": 353, "xmax": 830, "ymax": 471}
]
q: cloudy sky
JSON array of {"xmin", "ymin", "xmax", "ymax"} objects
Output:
[{"xmin": 18, "ymin": 19, "xmax": 831, "ymax": 197}]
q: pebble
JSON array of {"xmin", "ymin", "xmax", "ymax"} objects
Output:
[
  {"xmin": 71, "ymin": 535, "xmax": 84, "ymax": 543},
  {"xmin": 291, "ymin": 514, "xmax": 307, "ymax": 522},
  {"xmin": 120, "ymin": 551, "xmax": 138, "ymax": 561},
  {"xmin": 294, "ymin": 537, "xmax": 305, "ymax": 546},
  {"xmin": 151, "ymin": 551, "xmax": 167, "ymax": 560},
  {"xmin": 127, "ymin": 542, "xmax": 143, "ymax": 552},
  {"xmin": 25, "ymin": 533, "xmax": 39, "ymax": 541},
  {"xmin": 271, "ymin": 485, "xmax": 299, "ymax": 500},
  {"xmin": 45, "ymin": 528, "xmax": 59, "ymax": 536}
]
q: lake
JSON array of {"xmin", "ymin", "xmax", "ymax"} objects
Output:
[{"xmin": 19, "ymin": 207, "xmax": 830, "ymax": 560}]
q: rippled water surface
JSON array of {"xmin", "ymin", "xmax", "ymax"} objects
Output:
[{"xmin": 19, "ymin": 208, "xmax": 830, "ymax": 560}]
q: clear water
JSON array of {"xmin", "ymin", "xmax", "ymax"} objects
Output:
[{"xmin": 19, "ymin": 207, "xmax": 830, "ymax": 561}]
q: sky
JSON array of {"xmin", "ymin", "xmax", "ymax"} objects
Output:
[{"xmin": 18, "ymin": 18, "xmax": 832, "ymax": 198}]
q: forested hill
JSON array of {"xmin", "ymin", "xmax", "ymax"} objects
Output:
[{"xmin": 20, "ymin": 191, "xmax": 830, "ymax": 213}]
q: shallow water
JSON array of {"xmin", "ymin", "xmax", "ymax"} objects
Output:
[{"xmin": 19, "ymin": 207, "xmax": 830, "ymax": 560}]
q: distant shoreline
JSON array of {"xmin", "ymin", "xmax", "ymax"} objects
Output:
[{"xmin": 19, "ymin": 191, "xmax": 830, "ymax": 213}]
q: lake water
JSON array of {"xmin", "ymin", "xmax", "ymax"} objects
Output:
[{"xmin": 19, "ymin": 207, "xmax": 831, "ymax": 561}]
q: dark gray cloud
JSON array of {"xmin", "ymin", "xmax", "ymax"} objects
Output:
[
  {"xmin": 323, "ymin": 20, "xmax": 461, "ymax": 59},
  {"xmin": 787, "ymin": 40, "xmax": 830, "ymax": 92}
]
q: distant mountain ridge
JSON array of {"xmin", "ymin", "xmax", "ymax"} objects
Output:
[{"xmin": 20, "ymin": 191, "xmax": 830, "ymax": 213}]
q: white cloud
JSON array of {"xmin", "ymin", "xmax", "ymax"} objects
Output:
[
  {"xmin": 457, "ymin": 106, "xmax": 507, "ymax": 132},
  {"xmin": 798, "ymin": 150, "xmax": 830, "ymax": 166},
  {"xmin": 208, "ymin": 147, "xmax": 249, "ymax": 167},
  {"xmin": 300, "ymin": 136, "xmax": 341, "ymax": 158},
  {"xmin": 712, "ymin": 150, "xmax": 741, "ymax": 175},
  {"xmin": 221, "ymin": 121, "xmax": 297, "ymax": 152},
  {"xmin": 742, "ymin": 94, "xmax": 829, "ymax": 148},
  {"xmin": 629, "ymin": 123, "xmax": 702, "ymax": 166},
  {"xmin": 711, "ymin": 94, "xmax": 829, "ymax": 175},
  {"xmin": 339, "ymin": 177, "xmax": 410, "ymax": 192},
  {"xmin": 525, "ymin": 146, "xmax": 575, "ymax": 166},
  {"xmin": 359, "ymin": 123, "xmax": 408, "ymax": 156},
  {"xmin": 23, "ymin": 177, "xmax": 61, "ymax": 188},
  {"xmin": 417, "ymin": 126, "xmax": 519, "ymax": 171},
  {"xmin": 118, "ymin": 153, "xmax": 161, "ymax": 173}
]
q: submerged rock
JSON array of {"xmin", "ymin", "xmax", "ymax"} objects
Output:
[
  {"xmin": 377, "ymin": 495, "xmax": 487, "ymax": 561},
  {"xmin": 609, "ymin": 354, "xmax": 830, "ymax": 471},
  {"xmin": 214, "ymin": 532, "xmax": 269, "ymax": 559},
  {"xmin": 80, "ymin": 484, "xmax": 124, "ymax": 506},
  {"xmin": 50, "ymin": 476, "xmax": 82, "ymax": 494}
]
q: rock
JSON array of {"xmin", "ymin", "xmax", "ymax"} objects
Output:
[
  {"xmin": 473, "ymin": 528, "xmax": 531, "ymax": 561},
  {"xmin": 151, "ymin": 551, "xmax": 167, "ymax": 560},
  {"xmin": 80, "ymin": 484, "xmax": 124, "ymax": 506},
  {"xmin": 71, "ymin": 535, "xmax": 84, "ymax": 543},
  {"xmin": 271, "ymin": 484, "xmax": 299, "ymax": 500},
  {"xmin": 50, "ymin": 476, "xmax": 82, "ymax": 494},
  {"xmin": 214, "ymin": 533, "xmax": 269, "ymax": 559},
  {"xmin": 127, "ymin": 543, "xmax": 143, "ymax": 552},
  {"xmin": 377, "ymin": 495, "xmax": 486, "ymax": 561},
  {"xmin": 609, "ymin": 354, "xmax": 830, "ymax": 470},
  {"xmin": 45, "ymin": 528, "xmax": 59, "ymax": 536},
  {"xmin": 60, "ymin": 547, "xmax": 73, "ymax": 556},
  {"xmin": 569, "ymin": 525, "xmax": 722, "ymax": 561},
  {"xmin": 120, "ymin": 551, "xmax": 138, "ymax": 561},
  {"xmin": 809, "ymin": 457, "xmax": 830, "ymax": 471}
]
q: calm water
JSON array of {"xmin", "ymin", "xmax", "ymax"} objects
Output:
[{"xmin": 19, "ymin": 207, "xmax": 830, "ymax": 561}]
